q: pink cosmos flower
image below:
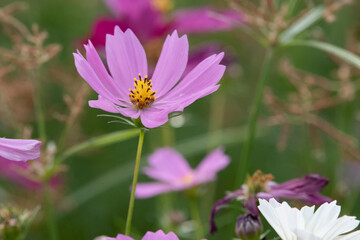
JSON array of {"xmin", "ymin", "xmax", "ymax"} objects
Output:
[
  {"xmin": 74, "ymin": 27, "xmax": 225, "ymax": 128},
  {"xmin": 107, "ymin": 229, "xmax": 207, "ymax": 240},
  {"xmin": 135, "ymin": 148, "xmax": 230, "ymax": 198},
  {"xmin": 88, "ymin": 0, "xmax": 242, "ymax": 48},
  {"xmin": 0, "ymin": 137, "xmax": 42, "ymax": 188},
  {"xmin": 0, "ymin": 138, "xmax": 41, "ymax": 162}
]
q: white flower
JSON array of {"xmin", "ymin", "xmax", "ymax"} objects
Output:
[{"xmin": 258, "ymin": 198, "xmax": 360, "ymax": 240}]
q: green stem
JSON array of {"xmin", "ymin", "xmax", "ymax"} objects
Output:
[
  {"xmin": 125, "ymin": 129, "xmax": 145, "ymax": 235},
  {"xmin": 189, "ymin": 195, "xmax": 204, "ymax": 240},
  {"xmin": 161, "ymin": 123, "xmax": 174, "ymax": 147},
  {"xmin": 236, "ymin": 49, "xmax": 275, "ymax": 186},
  {"xmin": 44, "ymin": 183, "xmax": 58, "ymax": 240},
  {"xmin": 29, "ymin": 69, "xmax": 46, "ymax": 142}
]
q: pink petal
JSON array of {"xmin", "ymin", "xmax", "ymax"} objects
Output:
[
  {"xmin": 172, "ymin": 7, "xmax": 243, "ymax": 34},
  {"xmin": 84, "ymin": 41, "xmax": 128, "ymax": 100},
  {"xmin": 106, "ymin": 234, "xmax": 134, "ymax": 240},
  {"xmin": 89, "ymin": 95, "xmax": 140, "ymax": 119},
  {"xmin": 106, "ymin": 27, "xmax": 148, "ymax": 96},
  {"xmin": 170, "ymin": 85, "xmax": 220, "ymax": 112},
  {"xmin": 194, "ymin": 148, "xmax": 230, "ymax": 184},
  {"xmin": 0, "ymin": 158, "xmax": 39, "ymax": 188},
  {"xmin": 143, "ymin": 148, "xmax": 192, "ymax": 183},
  {"xmin": 142, "ymin": 230, "xmax": 179, "ymax": 240},
  {"xmin": 139, "ymin": 106, "xmax": 175, "ymax": 128},
  {"xmin": 74, "ymin": 51, "xmax": 118, "ymax": 102},
  {"xmin": 159, "ymin": 53, "xmax": 225, "ymax": 111},
  {"xmin": 89, "ymin": 96, "xmax": 120, "ymax": 113},
  {"xmin": 151, "ymin": 31, "xmax": 188, "ymax": 98},
  {"xmin": 135, "ymin": 182, "xmax": 174, "ymax": 199},
  {"xmin": 0, "ymin": 138, "xmax": 41, "ymax": 162}
]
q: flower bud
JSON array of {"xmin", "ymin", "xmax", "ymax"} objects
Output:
[{"xmin": 235, "ymin": 214, "xmax": 262, "ymax": 240}]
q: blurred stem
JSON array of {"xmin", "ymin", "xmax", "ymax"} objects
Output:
[
  {"xmin": 204, "ymin": 92, "xmax": 226, "ymax": 212},
  {"xmin": 44, "ymin": 182, "xmax": 58, "ymax": 240},
  {"xmin": 189, "ymin": 195, "xmax": 204, "ymax": 240},
  {"xmin": 56, "ymin": 115, "xmax": 75, "ymax": 154},
  {"xmin": 125, "ymin": 129, "xmax": 145, "ymax": 236},
  {"xmin": 208, "ymin": 91, "xmax": 226, "ymax": 149},
  {"xmin": 236, "ymin": 49, "xmax": 275, "ymax": 186},
  {"xmin": 29, "ymin": 69, "xmax": 46, "ymax": 142},
  {"xmin": 162, "ymin": 123, "xmax": 174, "ymax": 147},
  {"xmin": 0, "ymin": 85, "xmax": 21, "ymax": 136},
  {"xmin": 60, "ymin": 129, "xmax": 140, "ymax": 162},
  {"xmin": 287, "ymin": 0, "xmax": 298, "ymax": 18},
  {"xmin": 159, "ymin": 124, "xmax": 175, "ymax": 232}
]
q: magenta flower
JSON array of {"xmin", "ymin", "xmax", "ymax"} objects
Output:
[
  {"xmin": 172, "ymin": 8, "xmax": 242, "ymax": 34},
  {"xmin": 0, "ymin": 159, "xmax": 36, "ymax": 188},
  {"xmin": 107, "ymin": 229, "xmax": 206, "ymax": 240},
  {"xmin": 74, "ymin": 27, "xmax": 225, "ymax": 128},
  {"xmin": 0, "ymin": 138, "xmax": 41, "ymax": 162},
  {"xmin": 88, "ymin": 0, "xmax": 242, "ymax": 48},
  {"xmin": 210, "ymin": 172, "xmax": 331, "ymax": 233},
  {"xmin": 135, "ymin": 148, "xmax": 230, "ymax": 198},
  {"xmin": 0, "ymin": 137, "xmax": 41, "ymax": 188}
]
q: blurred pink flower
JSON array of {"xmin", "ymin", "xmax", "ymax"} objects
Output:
[
  {"xmin": 0, "ymin": 138, "xmax": 41, "ymax": 162},
  {"xmin": 0, "ymin": 159, "xmax": 36, "ymax": 188},
  {"xmin": 107, "ymin": 229, "xmax": 206, "ymax": 240},
  {"xmin": 0, "ymin": 138, "xmax": 61, "ymax": 189},
  {"xmin": 135, "ymin": 148, "xmax": 230, "ymax": 198},
  {"xmin": 88, "ymin": 0, "xmax": 242, "ymax": 48},
  {"xmin": 0, "ymin": 138, "xmax": 42, "ymax": 188},
  {"xmin": 74, "ymin": 27, "xmax": 225, "ymax": 128}
]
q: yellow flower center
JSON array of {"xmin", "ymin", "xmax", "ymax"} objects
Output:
[
  {"xmin": 181, "ymin": 173, "xmax": 194, "ymax": 184},
  {"xmin": 151, "ymin": 0, "xmax": 173, "ymax": 13},
  {"xmin": 129, "ymin": 74, "xmax": 157, "ymax": 109}
]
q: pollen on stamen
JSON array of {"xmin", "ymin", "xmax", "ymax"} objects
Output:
[{"xmin": 129, "ymin": 73, "xmax": 157, "ymax": 109}]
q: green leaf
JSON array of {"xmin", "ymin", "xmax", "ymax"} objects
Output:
[
  {"xmin": 280, "ymin": 5, "xmax": 324, "ymax": 44},
  {"xmin": 286, "ymin": 40, "xmax": 360, "ymax": 69},
  {"xmin": 61, "ymin": 129, "xmax": 140, "ymax": 161}
]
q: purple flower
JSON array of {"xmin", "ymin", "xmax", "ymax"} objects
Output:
[
  {"xmin": 135, "ymin": 148, "xmax": 230, "ymax": 198},
  {"xmin": 74, "ymin": 27, "xmax": 225, "ymax": 128},
  {"xmin": 87, "ymin": 0, "xmax": 242, "ymax": 48},
  {"xmin": 107, "ymin": 230, "xmax": 207, "ymax": 240},
  {"xmin": 0, "ymin": 138, "xmax": 41, "ymax": 162},
  {"xmin": 210, "ymin": 171, "xmax": 331, "ymax": 234}
]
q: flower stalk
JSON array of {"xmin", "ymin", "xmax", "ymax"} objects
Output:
[
  {"xmin": 189, "ymin": 194, "xmax": 204, "ymax": 240},
  {"xmin": 44, "ymin": 182, "xmax": 58, "ymax": 240},
  {"xmin": 236, "ymin": 49, "xmax": 275, "ymax": 186},
  {"xmin": 125, "ymin": 128, "xmax": 145, "ymax": 235},
  {"xmin": 29, "ymin": 69, "xmax": 46, "ymax": 143}
]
